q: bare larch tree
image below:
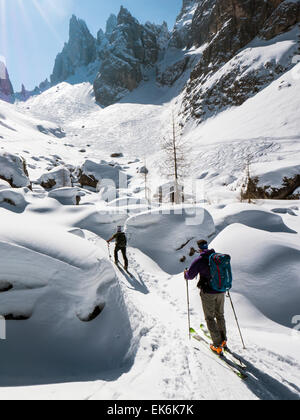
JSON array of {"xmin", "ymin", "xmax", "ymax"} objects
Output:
[{"xmin": 161, "ymin": 112, "xmax": 189, "ymax": 204}]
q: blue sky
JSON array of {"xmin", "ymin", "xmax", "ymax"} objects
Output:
[{"xmin": 0, "ymin": 0, "xmax": 182, "ymax": 92}]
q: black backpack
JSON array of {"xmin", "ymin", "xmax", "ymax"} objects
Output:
[{"xmin": 115, "ymin": 232, "xmax": 127, "ymax": 248}]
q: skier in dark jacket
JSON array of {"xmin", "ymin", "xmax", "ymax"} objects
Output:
[
  {"xmin": 107, "ymin": 226, "xmax": 128, "ymax": 270},
  {"xmin": 185, "ymin": 240, "xmax": 227, "ymax": 355}
]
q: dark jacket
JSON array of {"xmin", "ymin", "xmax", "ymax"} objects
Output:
[
  {"xmin": 112, "ymin": 232, "xmax": 127, "ymax": 248},
  {"xmin": 185, "ymin": 249, "xmax": 222, "ymax": 294}
]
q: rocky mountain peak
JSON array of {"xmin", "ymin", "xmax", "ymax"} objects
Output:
[
  {"xmin": 105, "ymin": 14, "xmax": 118, "ymax": 38},
  {"xmin": 117, "ymin": 6, "xmax": 139, "ymax": 26},
  {"xmin": 93, "ymin": 6, "xmax": 171, "ymax": 106},
  {"xmin": 69, "ymin": 15, "xmax": 92, "ymax": 41},
  {"xmin": 50, "ymin": 15, "xmax": 96, "ymax": 84},
  {"xmin": 0, "ymin": 60, "xmax": 14, "ymax": 103}
]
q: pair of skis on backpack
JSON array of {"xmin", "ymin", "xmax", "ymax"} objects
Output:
[{"xmin": 190, "ymin": 325, "xmax": 248, "ymax": 380}]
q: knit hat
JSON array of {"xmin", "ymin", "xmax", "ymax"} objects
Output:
[{"xmin": 197, "ymin": 240, "xmax": 208, "ymax": 250}]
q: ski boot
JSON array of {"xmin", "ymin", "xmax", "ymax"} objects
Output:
[
  {"xmin": 210, "ymin": 344, "xmax": 223, "ymax": 355},
  {"xmin": 221, "ymin": 341, "xmax": 228, "ymax": 350}
]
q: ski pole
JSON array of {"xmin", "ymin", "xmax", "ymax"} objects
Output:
[
  {"xmin": 185, "ymin": 270, "xmax": 191, "ymax": 340},
  {"xmin": 107, "ymin": 242, "xmax": 112, "ymax": 260},
  {"xmin": 227, "ymin": 292, "xmax": 246, "ymax": 350}
]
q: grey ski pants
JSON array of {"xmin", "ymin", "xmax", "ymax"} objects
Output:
[{"xmin": 200, "ymin": 292, "xmax": 227, "ymax": 347}]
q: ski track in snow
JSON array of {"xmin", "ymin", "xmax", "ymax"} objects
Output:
[{"xmin": 83, "ymin": 236, "xmax": 300, "ymax": 401}]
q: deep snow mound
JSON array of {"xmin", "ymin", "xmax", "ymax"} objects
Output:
[
  {"xmin": 214, "ymin": 203, "xmax": 297, "ymax": 234},
  {"xmin": 126, "ymin": 205, "xmax": 215, "ymax": 274},
  {"xmin": 0, "ymin": 211, "xmax": 132, "ymax": 385},
  {"xmin": 211, "ymin": 223, "xmax": 300, "ymax": 327}
]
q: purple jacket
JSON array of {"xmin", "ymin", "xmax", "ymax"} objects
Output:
[{"xmin": 185, "ymin": 249, "xmax": 221, "ymax": 294}]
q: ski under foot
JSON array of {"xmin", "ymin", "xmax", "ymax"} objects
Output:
[
  {"xmin": 190, "ymin": 328, "xmax": 248, "ymax": 381},
  {"xmin": 115, "ymin": 262, "xmax": 134, "ymax": 278},
  {"xmin": 199, "ymin": 324, "xmax": 247, "ymax": 370}
]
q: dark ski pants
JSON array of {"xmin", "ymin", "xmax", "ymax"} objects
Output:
[
  {"xmin": 200, "ymin": 292, "xmax": 227, "ymax": 347},
  {"xmin": 115, "ymin": 246, "xmax": 128, "ymax": 269}
]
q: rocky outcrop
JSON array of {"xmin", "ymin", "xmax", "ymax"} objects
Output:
[
  {"xmin": 93, "ymin": 7, "xmax": 170, "ymax": 106},
  {"xmin": 78, "ymin": 159, "xmax": 130, "ymax": 190},
  {"xmin": 0, "ymin": 61, "xmax": 14, "ymax": 103},
  {"xmin": 260, "ymin": 1, "xmax": 300, "ymax": 40},
  {"xmin": 180, "ymin": 0, "xmax": 300, "ymax": 122},
  {"xmin": 156, "ymin": 57, "xmax": 190, "ymax": 86},
  {"xmin": 0, "ymin": 152, "xmax": 31, "ymax": 189},
  {"xmin": 105, "ymin": 14, "xmax": 118, "ymax": 39},
  {"xmin": 38, "ymin": 166, "xmax": 72, "ymax": 191},
  {"xmin": 50, "ymin": 15, "xmax": 97, "ymax": 84},
  {"xmin": 37, "ymin": 125, "xmax": 66, "ymax": 138}
]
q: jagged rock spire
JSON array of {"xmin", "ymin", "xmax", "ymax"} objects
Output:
[
  {"xmin": 50, "ymin": 15, "xmax": 96, "ymax": 84},
  {"xmin": 0, "ymin": 60, "xmax": 14, "ymax": 103}
]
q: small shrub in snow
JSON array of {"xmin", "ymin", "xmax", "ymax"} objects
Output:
[{"xmin": 242, "ymin": 174, "xmax": 300, "ymax": 201}]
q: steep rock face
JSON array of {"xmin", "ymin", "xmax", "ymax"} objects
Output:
[
  {"xmin": 189, "ymin": 0, "xmax": 284, "ymax": 50},
  {"xmin": 96, "ymin": 29, "xmax": 109, "ymax": 60},
  {"xmin": 260, "ymin": 0, "xmax": 300, "ymax": 40},
  {"xmin": 143, "ymin": 21, "xmax": 170, "ymax": 65},
  {"xmin": 181, "ymin": 0, "xmax": 300, "ymax": 122},
  {"xmin": 156, "ymin": 57, "xmax": 190, "ymax": 86},
  {"xmin": 51, "ymin": 15, "xmax": 97, "ymax": 84},
  {"xmin": 94, "ymin": 7, "xmax": 170, "ymax": 106},
  {"xmin": 169, "ymin": 0, "xmax": 200, "ymax": 49},
  {"xmin": 157, "ymin": 0, "xmax": 203, "ymax": 87},
  {"xmin": 0, "ymin": 61, "xmax": 14, "ymax": 103},
  {"xmin": 105, "ymin": 14, "xmax": 118, "ymax": 39},
  {"xmin": 93, "ymin": 8, "xmax": 144, "ymax": 106}
]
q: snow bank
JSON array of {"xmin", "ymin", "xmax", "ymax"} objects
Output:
[
  {"xmin": 0, "ymin": 179, "xmax": 11, "ymax": 190},
  {"xmin": 211, "ymin": 223, "xmax": 300, "ymax": 327},
  {"xmin": 253, "ymin": 162, "xmax": 300, "ymax": 189},
  {"xmin": 75, "ymin": 206, "xmax": 128, "ymax": 241},
  {"xmin": 214, "ymin": 203, "xmax": 296, "ymax": 234},
  {"xmin": 0, "ymin": 211, "xmax": 133, "ymax": 384},
  {"xmin": 126, "ymin": 205, "xmax": 215, "ymax": 274},
  {"xmin": 0, "ymin": 188, "xmax": 28, "ymax": 209},
  {"xmin": 48, "ymin": 187, "xmax": 85, "ymax": 205}
]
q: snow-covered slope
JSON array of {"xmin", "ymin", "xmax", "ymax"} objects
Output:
[
  {"xmin": 13, "ymin": 55, "xmax": 300, "ymax": 203},
  {"xmin": 0, "ymin": 192, "xmax": 299, "ymax": 399}
]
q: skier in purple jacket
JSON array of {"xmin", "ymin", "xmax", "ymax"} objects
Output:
[{"xmin": 185, "ymin": 240, "xmax": 228, "ymax": 355}]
